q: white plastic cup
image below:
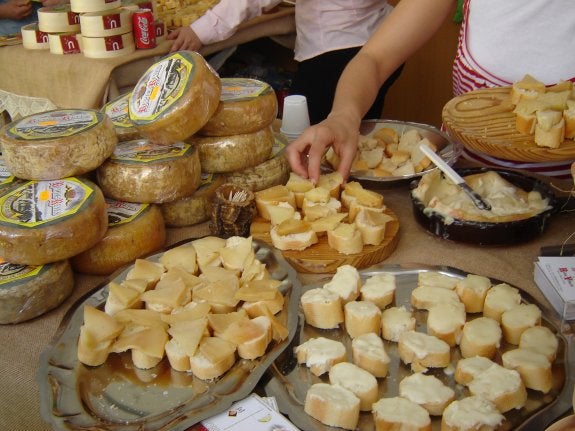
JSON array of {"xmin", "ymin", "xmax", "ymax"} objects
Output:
[{"xmin": 280, "ymin": 94, "xmax": 310, "ymax": 141}]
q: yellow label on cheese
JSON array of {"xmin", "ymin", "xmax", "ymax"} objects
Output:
[
  {"xmin": 219, "ymin": 77, "xmax": 271, "ymax": 102},
  {"xmin": 0, "ymin": 178, "xmax": 94, "ymax": 227},
  {"xmin": 270, "ymin": 134, "xmax": 287, "ymax": 159},
  {"xmin": 110, "ymin": 140, "xmax": 193, "ymax": 163},
  {"xmin": 105, "ymin": 198, "xmax": 148, "ymax": 226},
  {"xmin": 103, "ymin": 93, "xmax": 133, "ymax": 128},
  {"xmin": 6, "ymin": 109, "xmax": 101, "ymax": 140},
  {"xmin": 0, "ymin": 261, "xmax": 46, "ymax": 288},
  {"xmin": 129, "ymin": 52, "xmax": 195, "ymax": 122},
  {"xmin": 0, "ymin": 158, "xmax": 16, "ymax": 187}
]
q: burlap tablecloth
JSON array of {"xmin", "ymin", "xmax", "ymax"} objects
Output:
[{"xmin": 0, "ymin": 172, "xmax": 573, "ymax": 431}]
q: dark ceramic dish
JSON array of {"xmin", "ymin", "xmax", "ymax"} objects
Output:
[{"xmin": 410, "ymin": 167, "xmax": 559, "ymax": 245}]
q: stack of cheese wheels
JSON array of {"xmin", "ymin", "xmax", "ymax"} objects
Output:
[
  {"xmin": 0, "ymin": 109, "xmax": 118, "ymax": 180},
  {"xmin": 71, "ymin": 198, "xmax": 166, "ymax": 275},
  {"xmin": 37, "ymin": 5, "xmax": 82, "ymax": 54},
  {"xmin": 20, "ymin": 23, "xmax": 49, "ymax": 50},
  {"xmin": 78, "ymin": 7, "xmax": 135, "ymax": 59},
  {"xmin": 97, "ymin": 140, "xmax": 202, "ymax": 204},
  {"xmin": 102, "ymin": 92, "xmax": 141, "ymax": 142},
  {"xmin": 128, "ymin": 51, "xmax": 221, "ymax": 145},
  {"xmin": 187, "ymin": 77, "xmax": 280, "ymax": 178}
]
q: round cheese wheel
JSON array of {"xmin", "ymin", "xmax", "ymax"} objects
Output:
[
  {"xmin": 0, "ymin": 109, "xmax": 118, "ymax": 180},
  {"xmin": 0, "ymin": 178, "xmax": 108, "ymax": 266},
  {"xmin": 71, "ymin": 200, "xmax": 166, "ymax": 275},
  {"xmin": 20, "ymin": 23, "xmax": 49, "ymax": 50},
  {"xmin": 200, "ymin": 77, "xmax": 278, "ymax": 136},
  {"xmin": 80, "ymin": 8, "xmax": 132, "ymax": 37},
  {"xmin": 224, "ymin": 133, "xmax": 290, "ymax": 191},
  {"xmin": 189, "ymin": 126, "xmax": 275, "ymax": 174},
  {"xmin": 102, "ymin": 92, "xmax": 141, "ymax": 142},
  {"xmin": 80, "ymin": 32, "xmax": 135, "ymax": 59},
  {"xmin": 70, "ymin": 0, "xmax": 122, "ymax": 13},
  {"xmin": 159, "ymin": 173, "xmax": 225, "ymax": 227},
  {"xmin": 48, "ymin": 32, "xmax": 82, "ymax": 55},
  {"xmin": 0, "ymin": 259, "xmax": 74, "ymax": 324},
  {"xmin": 128, "ymin": 51, "xmax": 221, "ymax": 145},
  {"xmin": 97, "ymin": 140, "xmax": 202, "ymax": 203},
  {"xmin": 38, "ymin": 5, "xmax": 80, "ymax": 33}
]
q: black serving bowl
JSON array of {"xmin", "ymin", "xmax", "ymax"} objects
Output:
[{"xmin": 410, "ymin": 167, "xmax": 560, "ymax": 245}]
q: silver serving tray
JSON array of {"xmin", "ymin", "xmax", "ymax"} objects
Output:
[
  {"xmin": 38, "ymin": 239, "xmax": 302, "ymax": 431},
  {"xmin": 265, "ymin": 263, "xmax": 575, "ymax": 431},
  {"xmin": 322, "ymin": 120, "xmax": 461, "ymax": 186}
]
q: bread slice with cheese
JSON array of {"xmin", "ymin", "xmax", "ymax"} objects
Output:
[
  {"xmin": 255, "ymin": 185, "xmax": 296, "ymax": 220},
  {"xmin": 427, "ymin": 301, "xmax": 466, "ymax": 346},
  {"xmin": 510, "ymin": 73, "xmax": 546, "ymax": 105},
  {"xmin": 454, "ymin": 356, "xmax": 496, "ymax": 385},
  {"xmin": 372, "ymin": 397, "xmax": 432, "ymax": 431},
  {"xmin": 467, "ymin": 363, "xmax": 527, "ymax": 413},
  {"xmin": 323, "ymin": 264, "xmax": 361, "ymax": 303},
  {"xmin": 285, "ymin": 172, "xmax": 314, "ymax": 208},
  {"xmin": 441, "ymin": 395, "xmax": 504, "ymax": 431},
  {"xmin": 519, "ymin": 325, "xmax": 559, "ymax": 362},
  {"xmin": 534, "ymin": 109, "xmax": 565, "ymax": 149},
  {"xmin": 398, "ymin": 330, "xmax": 451, "ymax": 372},
  {"xmin": 328, "ymin": 362, "xmax": 378, "ymax": 411},
  {"xmin": 502, "ymin": 347, "xmax": 553, "ymax": 393},
  {"xmin": 483, "ymin": 283, "xmax": 522, "ymax": 322},
  {"xmin": 300, "ymin": 287, "xmax": 344, "ymax": 329},
  {"xmin": 327, "ymin": 222, "xmax": 364, "ymax": 254},
  {"xmin": 411, "ymin": 285, "xmax": 461, "ymax": 310},
  {"xmin": 360, "ymin": 273, "xmax": 396, "ymax": 309},
  {"xmin": 317, "ymin": 171, "xmax": 344, "ymax": 198},
  {"xmin": 381, "ymin": 306, "xmax": 416, "ymax": 342},
  {"xmin": 459, "ymin": 316, "xmax": 502, "ymax": 359},
  {"xmin": 355, "ymin": 208, "xmax": 394, "ymax": 246},
  {"xmin": 500, "ymin": 303, "xmax": 541, "ymax": 345},
  {"xmin": 189, "ymin": 336, "xmax": 237, "ymax": 381},
  {"xmin": 455, "ymin": 274, "xmax": 491, "ymax": 313},
  {"xmin": 399, "ymin": 372, "xmax": 455, "ymax": 416},
  {"xmin": 344, "ymin": 300, "xmax": 382, "ymax": 338},
  {"xmin": 304, "ymin": 383, "xmax": 360, "ymax": 430},
  {"xmin": 295, "ymin": 336, "xmax": 347, "ymax": 376},
  {"xmin": 270, "ymin": 219, "xmax": 318, "ymax": 251},
  {"xmin": 564, "ymin": 99, "xmax": 575, "ymax": 139},
  {"xmin": 351, "ymin": 332, "xmax": 390, "ymax": 378},
  {"xmin": 417, "ymin": 271, "xmax": 459, "ymax": 290}
]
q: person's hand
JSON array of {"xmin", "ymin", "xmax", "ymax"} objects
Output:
[
  {"xmin": 285, "ymin": 112, "xmax": 360, "ymax": 184},
  {"xmin": 166, "ymin": 26, "xmax": 202, "ymax": 52},
  {"xmin": 0, "ymin": 0, "xmax": 32, "ymax": 20}
]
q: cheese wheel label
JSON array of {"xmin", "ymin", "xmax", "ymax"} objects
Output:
[
  {"xmin": 0, "ymin": 159, "xmax": 16, "ymax": 187},
  {"xmin": 110, "ymin": 140, "xmax": 192, "ymax": 163},
  {"xmin": 105, "ymin": 198, "xmax": 149, "ymax": 226},
  {"xmin": 0, "ymin": 178, "xmax": 94, "ymax": 228},
  {"xmin": 5, "ymin": 110, "xmax": 102, "ymax": 140},
  {"xmin": 101, "ymin": 12, "xmax": 124, "ymax": 29},
  {"xmin": 102, "ymin": 34, "xmax": 125, "ymax": 51},
  {"xmin": 103, "ymin": 93, "xmax": 133, "ymax": 128},
  {"xmin": 270, "ymin": 134, "xmax": 287, "ymax": 159},
  {"xmin": 220, "ymin": 78, "xmax": 271, "ymax": 102},
  {"xmin": 129, "ymin": 52, "xmax": 195, "ymax": 122},
  {"xmin": 155, "ymin": 20, "xmax": 165, "ymax": 38},
  {"xmin": 0, "ymin": 261, "xmax": 46, "ymax": 287},
  {"xmin": 58, "ymin": 33, "xmax": 81, "ymax": 54}
]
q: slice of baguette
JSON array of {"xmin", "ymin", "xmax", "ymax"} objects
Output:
[
  {"xmin": 427, "ymin": 301, "xmax": 466, "ymax": 346},
  {"xmin": 500, "ymin": 303, "xmax": 541, "ymax": 345},
  {"xmin": 372, "ymin": 397, "xmax": 432, "ymax": 431},
  {"xmin": 534, "ymin": 110, "xmax": 565, "ymax": 149},
  {"xmin": 399, "ymin": 372, "xmax": 455, "ymax": 416},
  {"xmin": 564, "ymin": 99, "xmax": 575, "ymax": 139},
  {"xmin": 468, "ymin": 363, "xmax": 527, "ymax": 413},
  {"xmin": 351, "ymin": 332, "xmax": 390, "ymax": 378},
  {"xmin": 323, "ymin": 264, "xmax": 361, "ymax": 303},
  {"xmin": 360, "ymin": 273, "xmax": 396, "ymax": 309},
  {"xmin": 459, "ymin": 316, "xmax": 502, "ymax": 359},
  {"xmin": 502, "ymin": 347, "xmax": 553, "ymax": 393},
  {"xmin": 518, "ymin": 325, "xmax": 559, "ymax": 362},
  {"xmin": 327, "ymin": 222, "xmax": 363, "ymax": 254},
  {"xmin": 441, "ymin": 395, "xmax": 504, "ymax": 431},
  {"xmin": 270, "ymin": 219, "xmax": 318, "ymax": 251},
  {"xmin": 510, "ymin": 74, "xmax": 546, "ymax": 104},
  {"xmin": 455, "ymin": 273, "xmax": 491, "ymax": 313},
  {"xmin": 381, "ymin": 306, "xmax": 416, "ymax": 342},
  {"xmin": 304, "ymin": 383, "xmax": 360, "ymax": 430},
  {"xmin": 344, "ymin": 300, "xmax": 382, "ymax": 339},
  {"xmin": 483, "ymin": 283, "xmax": 522, "ymax": 322},
  {"xmin": 295, "ymin": 336, "xmax": 347, "ymax": 376},
  {"xmin": 328, "ymin": 362, "xmax": 379, "ymax": 411},
  {"xmin": 411, "ymin": 285, "xmax": 461, "ymax": 310},
  {"xmin": 300, "ymin": 287, "xmax": 344, "ymax": 329},
  {"xmin": 454, "ymin": 356, "xmax": 496, "ymax": 385},
  {"xmin": 355, "ymin": 208, "xmax": 393, "ymax": 246},
  {"xmin": 398, "ymin": 330, "xmax": 451, "ymax": 372}
]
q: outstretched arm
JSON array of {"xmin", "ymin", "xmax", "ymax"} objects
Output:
[{"xmin": 286, "ymin": 0, "xmax": 455, "ymax": 183}]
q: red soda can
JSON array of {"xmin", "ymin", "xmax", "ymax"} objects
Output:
[{"xmin": 132, "ymin": 8, "xmax": 156, "ymax": 49}]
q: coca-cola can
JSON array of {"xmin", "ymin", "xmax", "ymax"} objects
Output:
[{"xmin": 132, "ymin": 8, "xmax": 156, "ymax": 49}]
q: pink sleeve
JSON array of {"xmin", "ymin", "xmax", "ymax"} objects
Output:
[{"xmin": 190, "ymin": 0, "xmax": 282, "ymax": 45}]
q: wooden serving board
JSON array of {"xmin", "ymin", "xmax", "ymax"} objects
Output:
[
  {"xmin": 250, "ymin": 208, "xmax": 400, "ymax": 274},
  {"xmin": 442, "ymin": 87, "xmax": 575, "ymax": 162}
]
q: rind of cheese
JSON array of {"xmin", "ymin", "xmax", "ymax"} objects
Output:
[
  {"xmin": 159, "ymin": 174, "xmax": 225, "ymax": 227},
  {"xmin": 189, "ymin": 126, "xmax": 275, "ymax": 174},
  {"xmin": 71, "ymin": 201, "xmax": 166, "ymax": 275},
  {"xmin": 224, "ymin": 134, "xmax": 290, "ymax": 192},
  {"xmin": 0, "ymin": 109, "xmax": 117, "ymax": 180},
  {"xmin": 79, "ymin": 8, "xmax": 132, "ymax": 37},
  {"xmin": 38, "ymin": 5, "xmax": 80, "ymax": 33},
  {"xmin": 200, "ymin": 78, "xmax": 278, "ymax": 136},
  {"xmin": 0, "ymin": 259, "xmax": 74, "ymax": 324},
  {"xmin": 102, "ymin": 92, "xmax": 141, "ymax": 142},
  {"xmin": 0, "ymin": 178, "xmax": 108, "ymax": 266},
  {"xmin": 129, "ymin": 51, "xmax": 221, "ymax": 145},
  {"xmin": 97, "ymin": 140, "xmax": 202, "ymax": 203},
  {"xmin": 21, "ymin": 23, "xmax": 49, "ymax": 50},
  {"xmin": 70, "ymin": 0, "xmax": 122, "ymax": 13},
  {"xmin": 80, "ymin": 32, "xmax": 135, "ymax": 59}
]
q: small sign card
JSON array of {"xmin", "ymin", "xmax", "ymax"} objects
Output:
[{"xmin": 534, "ymin": 256, "xmax": 575, "ymax": 320}]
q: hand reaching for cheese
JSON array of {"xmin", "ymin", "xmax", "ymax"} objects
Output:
[{"xmin": 167, "ymin": 26, "xmax": 202, "ymax": 52}]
